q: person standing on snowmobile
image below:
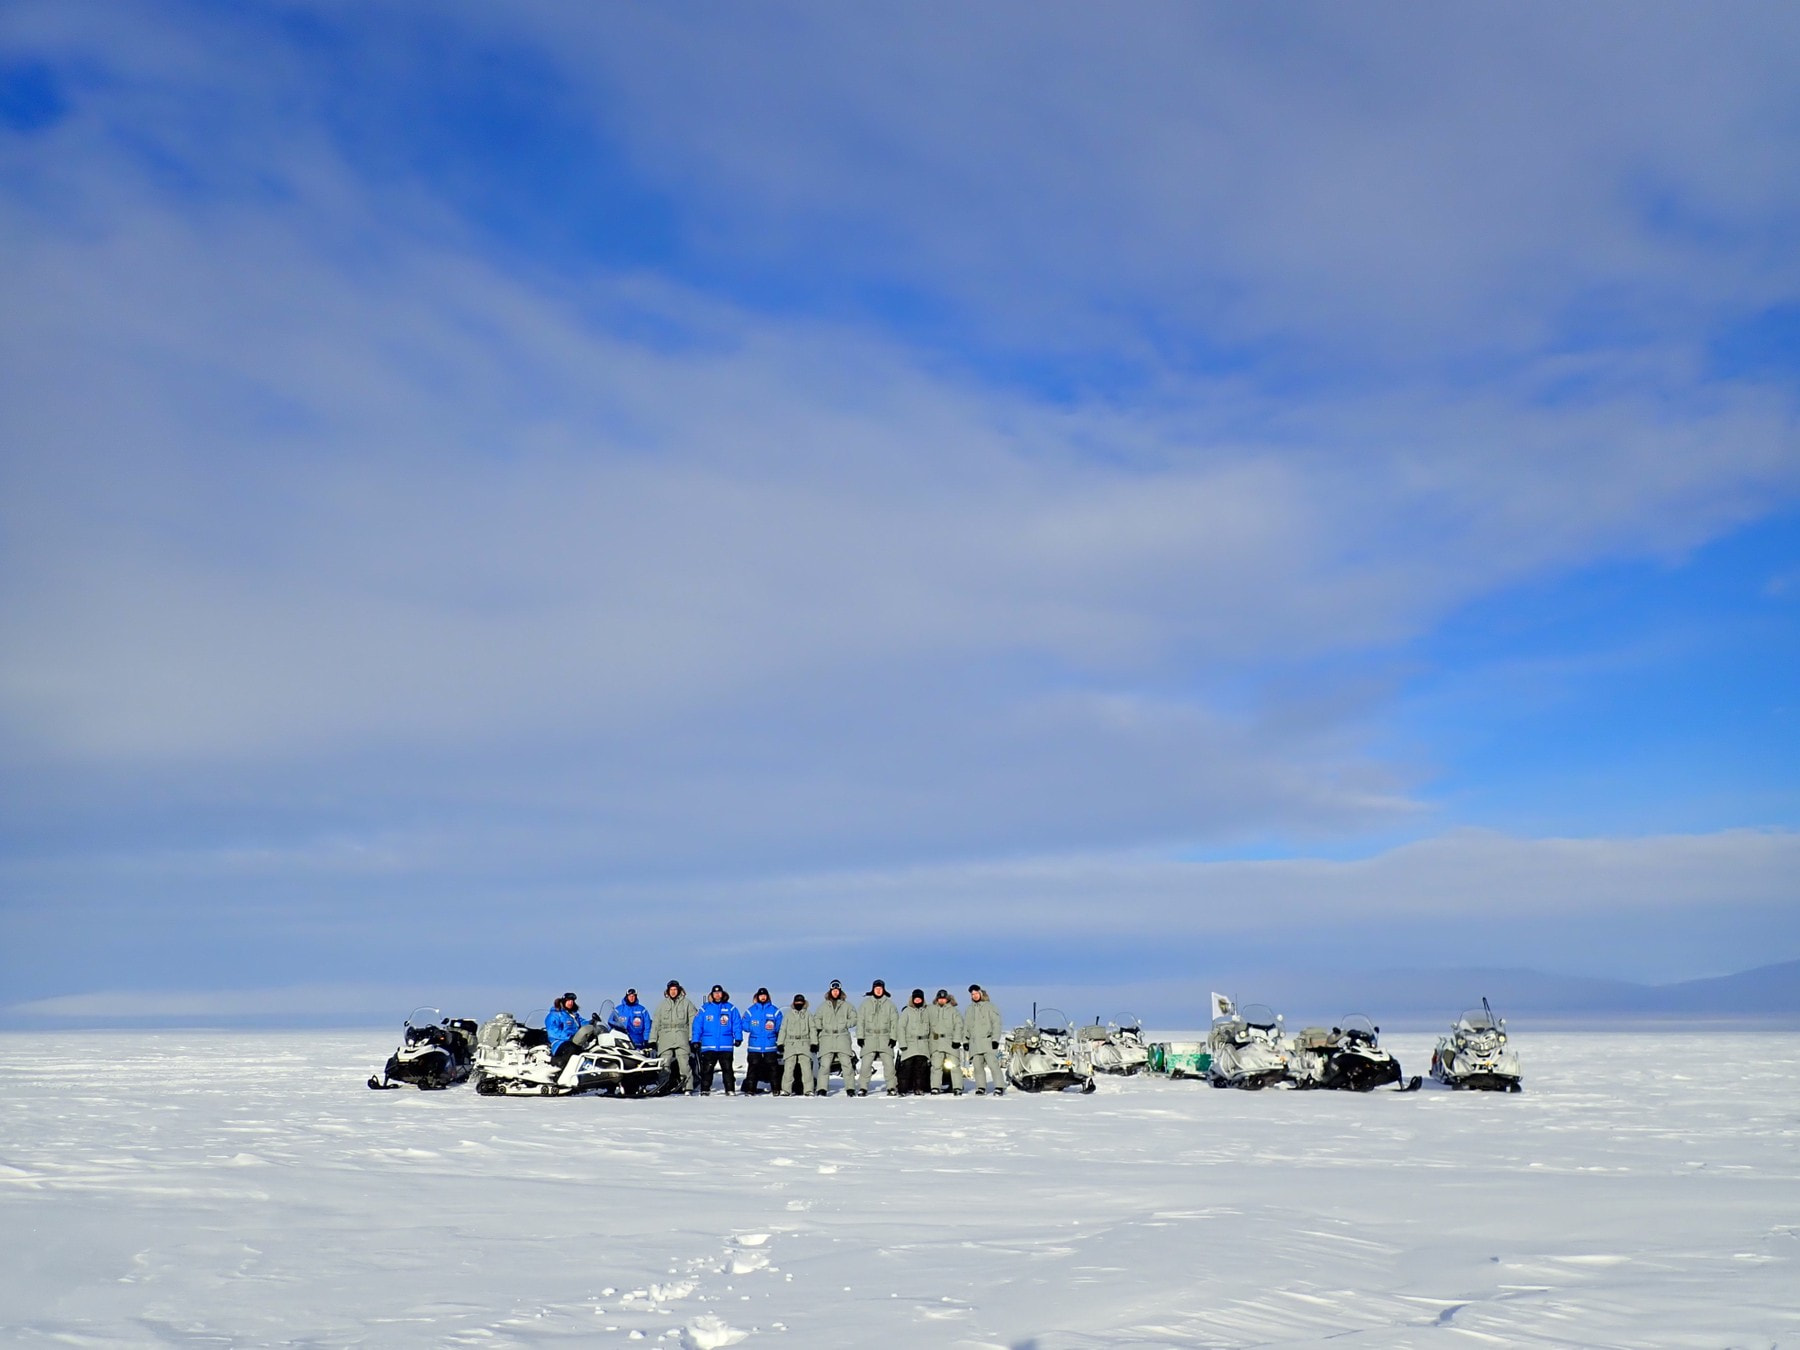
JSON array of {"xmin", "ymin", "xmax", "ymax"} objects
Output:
[
  {"xmin": 813, "ymin": 979, "xmax": 857, "ymax": 1096},
  {"xmin": 856, "ymin": 978, "xmax": 899, "ymax": 1096},
  {"xmin": 895, "ymin": 989, "xmax": 934, "ymax": 1095},
  {"xmin": 608, "ymin": 989, "xmax": 652, "ymax": 1048},
  {"xmin": 741, "ymin": 988, "xmax": 782, "ymax": 1094},
  {"xmin": 653, "ymin": 980, "xmax": 698, "ymax": 1095},
  {"xmin": 691, "ymin": 985, "xmax": 744, "ymax": 1095},
  {"xmin": 964, "ymin": 984, "xmax": 1004, "ymax": 1095},
  {"xmin": 928, "ymin": 989, "xmax": 966, "ymax": 1094},
  {"xmin": 546, "ymin": 992, "xmax": 601, "ymax": 1069},
  {"xmin": 776, "ymin": 993, "xmax": 816, "ymax": 1096}
]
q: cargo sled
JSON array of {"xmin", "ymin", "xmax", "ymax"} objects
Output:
[
  {"xmin": 471, "ymin": 1008, "xmax": 666, "ymax": 1097},
  {"xmin": 1429, "ymin": 999, "xmax": 1522, "ymax": 1092},
  {"xmin": 368, "ymin": 1008, "xmax": 478, "ymax": 1090},
  {"xmin": 1146, "ymin": 1040, "xmax": 1213, "ymax": 1079}
]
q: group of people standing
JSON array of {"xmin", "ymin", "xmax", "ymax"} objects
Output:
[{"xmin": 552, "ymin": 978, "xmax": 1007, "ymax": 1096}]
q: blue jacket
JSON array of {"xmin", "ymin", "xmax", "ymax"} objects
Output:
[
  {"xmin": 691, "ymin": 1000, "xmax": 744, "ymax": 1051},
  {"xmin": 545, "ymin": 1007, "xmax": 583, "ymax": 1053},
  {"xmin": 609, "ymin": 998, "xmax": 652, "ymax": 1046},
  {"xmin": 742, "ymin": 1000, "xmax": 783, "ymax": 1051}
]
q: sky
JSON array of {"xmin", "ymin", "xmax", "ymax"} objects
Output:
[{"xmin": 1, "ymin": 2, "xmax": 1797, "ymax": 1025}]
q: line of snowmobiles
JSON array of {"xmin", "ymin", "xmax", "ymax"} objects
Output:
[
  {"xmin": 1196, "ymin": 993, "xmax": 1523, "ymax": 1092},
  {"xmin": 368, "ymin": 1004, "xmax": 666, "ymax": 1097}
]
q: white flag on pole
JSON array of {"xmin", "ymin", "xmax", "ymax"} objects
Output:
[{"xmin": 1210, "ymin": 991, "xmax": 1234, "ymax": 1023}]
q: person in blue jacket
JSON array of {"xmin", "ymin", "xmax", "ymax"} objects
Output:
[
  {"xmin": 546, "ymin": 992, "xmax": 598, "ymax": 1070},
  {"xmin": 690, "ymin": 985, "xmax": 744, "ymax": 1095},
  {"xmin": 740, "ymin": 987, "xmax": 783, "ymax": 1094},
  {"xmin": 608, "ymin": 989, "xmax": 652, "ymax": 1047}
]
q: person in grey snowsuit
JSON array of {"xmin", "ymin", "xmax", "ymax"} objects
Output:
[
  {"xmin": 653, "ymin": 979, "xmax": 698, "ymax": 1095},
  {"xmin": 813, "ymin": 979, "xmax": 857, "ymax": 1096},
  {"xmin": 928, "ymin": 988, "xmax": 966, "ymax": 1093},
  {"xmin": 856, "ymin": 979, "xmax": 899, "ymax": 1096},
  {"xmin": 777, "ymin": 993, "xmax": 817, "ymax": 1096},
  {"xmin": 895, "ymin": 988, "xmax": 935, "ymax": 1095},
  {"xmin": 964, "ymin": 984, "xmax": 1004, "ymax": 1094}
]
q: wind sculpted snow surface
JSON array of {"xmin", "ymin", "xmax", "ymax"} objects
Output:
[{"xmin": 1, "ymin": 1032, "xmax": 1796, "ymax": 1347}]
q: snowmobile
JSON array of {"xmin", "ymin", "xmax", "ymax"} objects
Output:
[
  {"xmin": 1206, "ymin": 997, "xmax": 1290, "ymax": 1089},
  {"xmin": 367, "ymin": 1008, "xmax": 479, "ymax": 1090},
  {"xmin": 470, "ymin": 1007, "xmax": 666, "ymax": 1097},
  {"xmin": 1286, "ymin": 1015, "xmax": 1419, "ymax": 1091},
  {"xmin": 1429, "ymin": 998, "xmax": 1523, "ymax": 1092},
  {"xmin": 1079, "ymin": 1016, "xmax": 1150, "ymax": 1075},
  {"xmin": 1004, "ymin": 1010, "xmax": 1096, "ymax": 1093}
]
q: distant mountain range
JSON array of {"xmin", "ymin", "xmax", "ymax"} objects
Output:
[{"xmin": 1219, "ymin": 958, "xmax": 1800, "ymax": 1023}]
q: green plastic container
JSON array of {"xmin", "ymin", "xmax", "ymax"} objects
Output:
[{"xmin": 1147, "ymin": 1042, "xmax": 1212, "ymax": 1078}]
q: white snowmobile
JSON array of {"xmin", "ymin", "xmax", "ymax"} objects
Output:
[
  {"xmin": 1286, "ymin": 1015, "xmax": 1420, "ymax": 1092},
  {"xmin": 1005, "ymin": 1010, "xmax": 1096, "ymax": 1093},
  {"xmin": 1429, "ymin": 998, "xmax": 1523, "ymax": 1092},
  {"xmin": 471, "ymin": 1007, "xmax": 666, "ymax": 1097},
  {"xmin": 1079, "ymin": 1016, "xmax": 1150, "ymax": 1075},
  {"xmin": 1206, "ymin": 996, "xmax": 1290, "ymax": 1089},
  {"xmin": 368, "ymin": 1008, "xmax": 479, "ymax": 1090}
]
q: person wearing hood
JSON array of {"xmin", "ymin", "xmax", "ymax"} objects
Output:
[
  {"xmin": 740, "ymin": 988, "xmax": 783, "ymax": 1094},
  {"xmin": 608, "ymin": 989, "xmax": 652, "ymax": 1048},
  {"xmin": 855, "ymin": 979, "xmax": 899, "ymax": 1096},
  {"xmin": 928, "ymin": 989, "xmax": 967, "ymax": 1094},
  {"xmin": 895, "ymin": 989, "xmax": 935, "ymax": 1096},
  {"xmin": 546, "ymin": 992, "xmax": 608, "ymax": 1070},
  {"xmin": 812, "ymin": 979, "xmax": 857, "ymax": 1096},
  {"xmin": 776, "ymin": 992, "xmax": 817, "ymax": 1096},
  {"xmin": 653, "ymin": 980, "xmax": 698, "ymax": 1095},
  {"xmin": 964, "ymin": 984, "xmax": 1004, "ymax": 1095},
  {"xmin": 690, "ymin": 985, "xmax": 744, "ymax": 1094}
]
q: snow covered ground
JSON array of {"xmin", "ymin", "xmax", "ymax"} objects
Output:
[{"xmin": 2, "ymin": 1030, "xmax": 1796, "ymax": 1348}]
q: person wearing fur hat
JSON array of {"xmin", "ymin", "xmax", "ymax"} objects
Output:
[
  {"xmin": 813, "ymin": 978, "xmax": 857, "ymax": 1096},
  {"xmin": 690, "ymin": 985, "xmax": 744, "ymax": 1095},
  {"xmin": 928, "ymin": 988, "xmax": 966, "ymax": 1094},
  {"xmin": 856, "ymin": 978, "xmax": 899, "ymax": 1096},
  {"xmin": 894, "ymin": 988, "xmax": 935, "ymax": 1095},
  {"xmin": 776, "ymin": 992, "xmax": 817, "ymax": 1096},
  {"xmin": 740, "ymin": 987, "xmax": 782, "ymax": 1094},
  {"xmin": 653, "ymin": 980, "xmax": 698, "ymax": 1095},
  {"xmin": 964, "ymin": 984, "xmax": 1005, "ymax": 1094}
]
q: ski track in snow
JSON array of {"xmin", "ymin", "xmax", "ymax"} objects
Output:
[{"xmin": 1, "ymin": 1031, "xmax": 1796, "ymax": 1347}]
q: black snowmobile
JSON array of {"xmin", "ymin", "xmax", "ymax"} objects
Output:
[
  {"xmin": 1286, "ymin": 1015, "xmax": 1420, "ymax": 1092},
  {"xmin": 368, "ymin": 1008, "xmax": 479, "ymax": 1090}
]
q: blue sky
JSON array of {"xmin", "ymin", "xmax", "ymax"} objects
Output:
[{"xmin": 1, "ymin": 3, "xmax": 1796, "ymax": 1022}]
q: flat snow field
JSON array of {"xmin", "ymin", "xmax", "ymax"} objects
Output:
[{"xmin": 2, "ymin": 1032, "xmax": 1796, "ymax": 1348}]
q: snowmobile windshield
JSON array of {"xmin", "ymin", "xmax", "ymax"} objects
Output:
[
  {"xmin": 1240, "ymin": 1003, "xmax": 1279, "ymax": 1030},
  {"xmin": 1036, "ymin": 1008, "xmax": 1070, "ymax": 1035},
  {"xmin": 1459, "ymin": 1008, "xmax": 1499, "ymax": 1032},
  {"xmin": 1340, "ymin": 1014, "xmax": 1377, "ymax": 1042},
  {"xmin": 404, "ymin": 1006, "xmax": 443, "ymax": 1032}
]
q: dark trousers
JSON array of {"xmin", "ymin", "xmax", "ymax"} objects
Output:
[
  {"xmin": 741, "ymin": 1050, "xmax": 778, "ymax": 1093},
  {"xmin": 897, "ymin": 1054, "xmax": 933, "ymax": 1095},
  {"xmin": 696, "ymin": 1049, "xmax": 735, "ymax": 1092}
]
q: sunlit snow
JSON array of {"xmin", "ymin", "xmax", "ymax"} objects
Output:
[{"xmin": 2, "ymin": 1030, "xmax": 1795, "ymax": 1346}]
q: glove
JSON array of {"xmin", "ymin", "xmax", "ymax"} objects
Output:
[
  {"xmin": 858, "ymin": 1038, "xmax": 866, "ymax": 1049},
  {"xmin": 888, "ymin": 1039, "xmax": 896, "ymax": 1049},
  {"xmin": 992, "ymin": 1041, "xmax": 1000, "ymax": 1050},
  {"xmin": 810, "ymin": 1044, "xmax": 819, "ymax": 1053},
  {"xmin": 690, "ymin": 1042, "xmax": 700, "ymax": 1055},
  {"xmin": 953, "ymin": 1042, "xmax": 963, "ymax": 1050},
  {"xmin": 734, "ymin": 1040, "xmax": 743, "ymax": 1048}
]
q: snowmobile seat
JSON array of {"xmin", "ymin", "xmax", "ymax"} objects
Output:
[{"xmin": 521, "ymin": 1027, "xmax": 550, "ymax": 1049}]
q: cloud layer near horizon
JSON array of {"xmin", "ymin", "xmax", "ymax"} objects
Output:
[{"xmin": 1, "ymin": 2, "xmax": 1796, "ymax": 1010}]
